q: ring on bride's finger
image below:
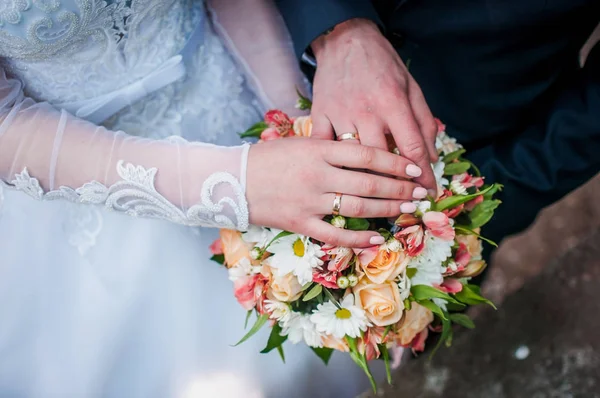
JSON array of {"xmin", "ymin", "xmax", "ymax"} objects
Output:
[
  {"xmin": 337, "ymin": 132, "xmax": 360, "ymax": 142},
  {"xmin": 332, "ymin": 193, "xmax": 343, "ymax": 216}
]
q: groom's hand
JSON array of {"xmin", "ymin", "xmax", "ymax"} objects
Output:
[{"xmin": 311, "ymin": 19, "xmax": 438, "ymax": 194}]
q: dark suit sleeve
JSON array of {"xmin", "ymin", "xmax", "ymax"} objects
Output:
[
  {"xmin": 468, "ymin": 42, "xmax": 600, "ymax": 246},
  {"xmin": 276, "ymin": 0, "xmax": 382, "ymax": 59}
]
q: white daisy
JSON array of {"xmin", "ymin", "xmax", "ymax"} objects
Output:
[
  {"xmin": 310, "ymin": 294, "xmax": 371, "ymax": 339},
  {"xmin": 242, "ymin": 226, "xmax": 278, "ymax": 248},
  {"xmin": 407, "ymin": 231, "xmax": 453, "ymax": 287},
  {"xmin": 266, "ymin": 234, "xmax": 324, "ymax": 285},
  {"xmin": 281, "ymin": 312, "xmax": 323, "ymax": 347},
  {"xmin": 450, "ymin": 180, "xmax": 467, "ymax": 195},
  {"xmin": 264, "ymin": 300, "xmax": 291, "ymax": 323}
]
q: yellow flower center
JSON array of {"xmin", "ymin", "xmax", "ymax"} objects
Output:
[
  {"xmin": 335, "ymin": 308, "xmax": 352, "ymax": 319},
  {"xmin": 293, "ymin": 239, "xmax": 305, "ymax": 257}
]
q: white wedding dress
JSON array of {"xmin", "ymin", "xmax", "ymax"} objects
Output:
[{"xmin": 0, "ymin": 0, "xmax": 382, "ymax": 397}]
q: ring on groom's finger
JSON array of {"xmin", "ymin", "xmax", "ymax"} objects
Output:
[
  {"xmin": 337, "ymin": 132, "xmax": 360, "ymax": 142},
  {"xmin": 332, "ymin": 193, "xmax": 343, "ymax": 216}
]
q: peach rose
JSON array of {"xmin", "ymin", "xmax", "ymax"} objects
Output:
[
  {"xmin": 353, "ymin": 279, "xmax": 404, "ymax": 327},
  {"xmin": 267, "ymin": 272, "xmax": 303, "ymax": 302},
  {"xmin": 220, "ymin": 229, "xmax": 252, "ymax": 268},
  {"xmin": 321, "ymin": 334, "xmax": 349, "ymax": 352},
  {"xmin": 358, "ymin": 247, "xmax": 409, "ymax": 284},
  {"xmin": 292, "ymin": 116, "xmax": 312, "ymax": 137},
  {"xmin": 394, "ymin": 303, "xmax": 434, "ymax": 346}
]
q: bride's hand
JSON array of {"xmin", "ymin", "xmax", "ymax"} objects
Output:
[{"xmin": 246, "ymin": 138, "xmax": 428, "ymax": 248}]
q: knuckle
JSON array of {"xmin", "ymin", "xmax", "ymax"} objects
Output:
[
  {"xmin": 361, "ymin": 177, "xmax": 378, "ymax": 196},
  {"xmin": 351, "ymin": 199, "xmax": 365, "ymax": 217},
  {"xmin": 357, "ymin": 146, "xmax": 375, "ymax": 166},
  {"xmin": 390, "ymin": 156, "xmax": 404, "ymax": 175},
  {"xmin": 403, "ymin": 140, "xmax": 427, "ymax": 161},
  {"xmin": 395, "ymin": 182, "xmax": 406, "ymax": 197}
]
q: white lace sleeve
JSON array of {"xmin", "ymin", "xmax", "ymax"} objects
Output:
[
  {"xmin": 0, "ymin": 69, "xmax": 250, "ymax": 231},
  {"xmin": 208, "ymin": 0, "xmax": 310, "ymax": 116}
]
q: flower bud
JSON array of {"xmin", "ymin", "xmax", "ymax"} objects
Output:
[
  {"xmin": 250, "ymin": 247, "xmax": 262, "ymax": 260},
  {"xmin": 347, "ymin": 274, "xmax": 359, "ymax": 287},
  {"xmin": 454, "ymin": 260, "xmax": 487, "ymax": 278},
  {"xmin": 331, "ymin": 216, "xmax": 346, "ymax": 229},
  {"xmin": 337, "ymin": 276, "xmax": 350, "ymax": 289},
  {"xmin": 395, "ymin": 213, "xmax": 420, "ymax": 228}
]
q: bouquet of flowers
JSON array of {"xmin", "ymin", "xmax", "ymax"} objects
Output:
[{"xmin": 210, "ymin": 95, "xmax": 501, "ymax": 391}]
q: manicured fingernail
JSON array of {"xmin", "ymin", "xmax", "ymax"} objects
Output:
[
  {"xmin": 369, "ymin": 236, "xmax": 386, "ymax": 245},
  {"xmin": 405, "ymin": 164, "xmax": 422, "ymax": 177},
  {"xmin": 413, "ymin": 187, "xmax": 428, "ymax": 199},
  {"xmin": 400, "ymin": 202, "xmax": 417, "ymax": 213}
]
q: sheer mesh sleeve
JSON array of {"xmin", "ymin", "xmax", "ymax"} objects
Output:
[
  {"xmin": 208, "ymin": 0, "xmax": 311, "ymax": 116},
  {"xmin": 0, "ymin": 69, "xmax": 251, "ymax": 230}
]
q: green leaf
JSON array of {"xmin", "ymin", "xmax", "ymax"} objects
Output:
[
  {"xmin": 418, "ymin": 299, "xmax": 448, "ymax": 321},
  {"xmin": 442, "ymin": 149, "xmax": 466, "ymax": 163},
  {"xmin": 464, "ymin": 159, "xmax": 481, "ymax": 177},
  {"xmin": 429, "ymin": 314, "xmax": 453, "ymax": 360},
  {"xmin": 311, "ymin": 347, "xmax": 334, "ymax": 365},
  {"xmin": 261, "ymin": 323, "xmax": 288, "ymax": 354},
  {"xmin": 449, "ymin": 313, "xmax": 475, "ymax": 329},
  {"xmin": 239, "ymin": 121, "xmax": 268, "ymax": 138},
  {"xmin": 302, "ymin": 283, "xmax": 323, "ymax": 302},
  {"xmin": 295, "ymin": 87, "xmax": 313, "ymax": 110},
  {"xmin": 346, "ymin": 218, "xmax": 370, "ymax": 231},
  {"xmin": 454, "ymin": 284, "xmax": 496, "ymax": 309},
  {"xmin": 244, "ymin": 310, "xmax": 253, "ymax": 329},
  {"xmin": 232, "ymin": 314, "xmax": 269, "ymax": 346},
  {"xmin": 276, "ymin": 345, "xmax": 286, "ymax": 363},
  {"xmin": 454, "ymin": 225, "xmax": 498, "ymax": 247},
  {"xmin": 323, "ymin": 288, "xmax": 341, "ymax": 309},
  {"xmin": 483, "ymin": 183, "xmax": 503, "ymax": 200},
  {"xmin": 346, "ymin": 337, "xmax": 377, "ymax": 393},
  {"xmin": 406, "ymin": 267, "xmax": 417, "ymax": 279},
  {"xmin": 411, "ymin": 285, "xmax": 461, "ymax": 305},
  {"xmin": 443, "ymin": 161, "xmax": 471, "ymax": 175},
  {"xmin": 379, "ymin": 344, "xmax": 392, "ymax": 384},
  {"xmin": 210, "ymin": 254, "xmax": 225, "ymax": 265},
  {"xmin": 381, "ymin": 325, "xmax": 393, "ymax": 341},
  {"xmin": 435, "ymin": 184, "xmax": 495, "ymax": 212},
  {"xmin": 445, "ymin": 302, "xmax": 467, "ymax": 312},
  {"xmin": 264, "ymin": 230, "xmax": 294, "ymax": 251},
  {"xmin": 301, "ymin": 282, "xmax": 314, "ymax": 291},
  {"xmin": 468, "ymin": 199, "xmax": 501, "ymax": 229}
]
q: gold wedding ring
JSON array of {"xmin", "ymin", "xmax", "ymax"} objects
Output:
[
  {"xmin": 337, "ymin": 132, "xmax": 360, "ymax": 142},
  {"xmin": 332, "ymin": 193, "xmax": 343, "ymax": 216}
]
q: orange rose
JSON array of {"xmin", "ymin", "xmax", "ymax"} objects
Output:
[
  {"xmin": 394, "ymin": 303, "xmax": 434, "ymax": 346},
  {"xmin": 358, "ymin": 247, "xmax": 409, "ymax": 284},
  {"xmin": 353, "ymin": 279, "xmax": 404, "ymax": 327},
  {"xmin": 267, "ymin": 272, "xmax": 303, "ymax": 302},
  {"xmin": 220, "ymin": 229, "xmax": 252, "ymax": 268},
  {"xmin": 292, "ymin": 116, "xmax": 312, "ymax": 137}
]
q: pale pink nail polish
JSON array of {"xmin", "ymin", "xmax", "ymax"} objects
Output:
[
  {"xmin": 400, "ymin": 202, "xmax": 417, "ymax": 213},
  {"xmin": 413, "ymin": 187, "xmax": 428, "ymax": 199},
  {"xmin": 405, "ymin": 164, "xmax": 422, "ymax": 177},
  {"xmin": 369, "ymin": 236, "xmax": 386, "ymax": 245}
]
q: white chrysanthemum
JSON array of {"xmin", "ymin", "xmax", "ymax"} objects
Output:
[
  {"xmin": 267, "ymin": 234, "xmax": 324, "ymax": 285},
  {"xmin": 264, "ymin": 300, "xmax": 291, "ymax": 323},
  {"xmin": 433, "ymin": 298, "xmax": 448, "ymax": 312},
  {"xmin": 310, "ymin": 295, "xmax": 371, "ymax": 339},
  {"xmin": 407, "ymin": 231, "xmax": 453, "ymax": 287},
  {"xmin": 242, "ymin": 226, "xmax": 278, "ymax": 248},
  {"xmin": 383, "ymin": 238, "xmax": 403, "ymax": 252},
  {"xmin": 397, "ymin": 270, "xmax": 412, "ymax": 301},
  {"xmin": 435, "ymin": 131, "xmax": 462, "ymax": 155},
  {"xmin": 281, "ymin": 312, "xmax": 323, "ymax": 347},
  {"xmin": 432, "ymin": 160, "xmax": 450, "ymax": 188},
  {"xmin": 414, "ymin": 200, "xmax": 432, "ymax": 214},
  {"xmin": 450, "ymin": 180, "xmax": 467, "ymax": 195}
]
